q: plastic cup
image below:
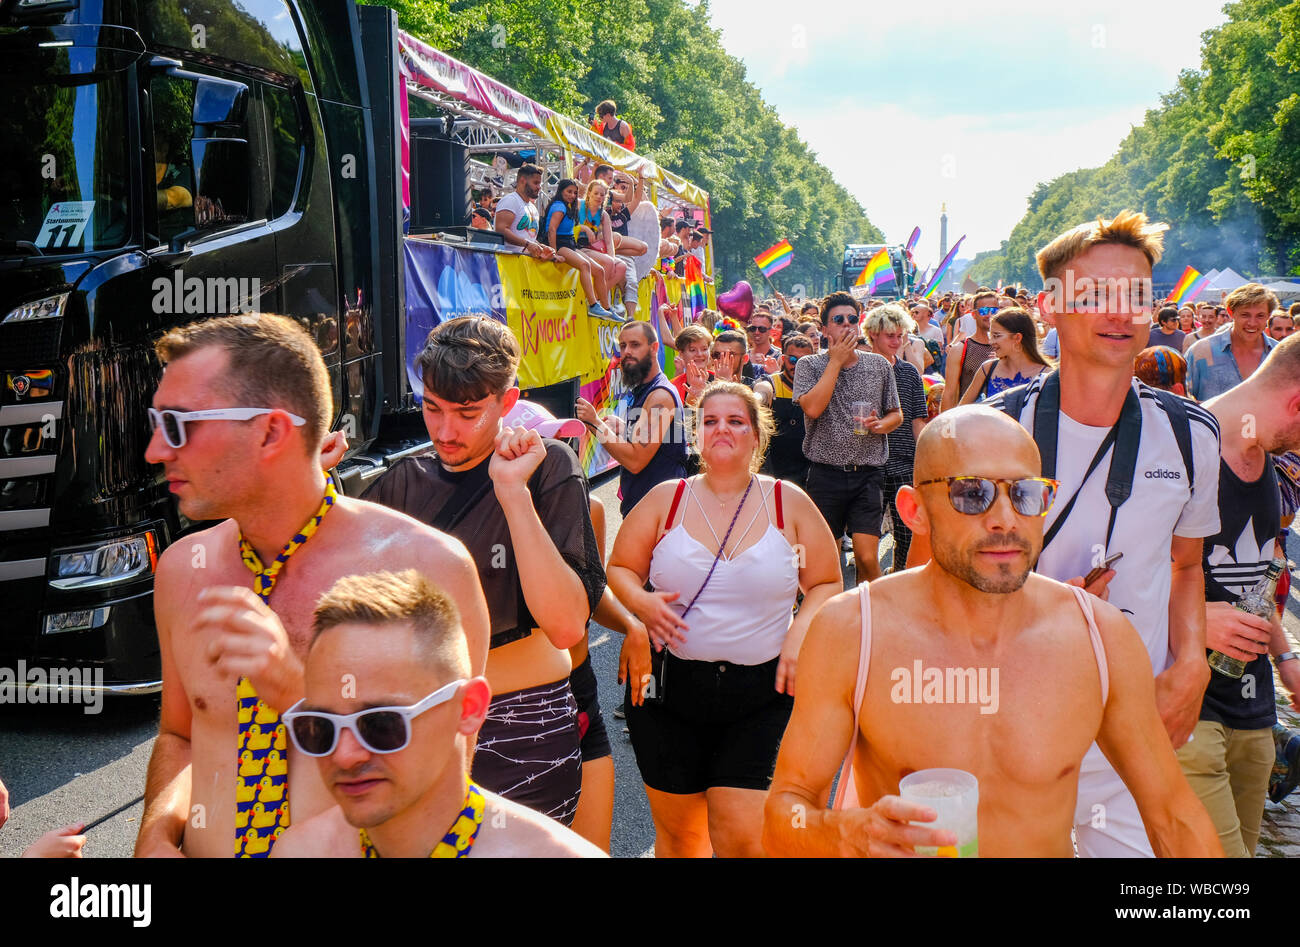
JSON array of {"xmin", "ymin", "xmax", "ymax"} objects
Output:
[
  {"xmin": 898, "ymin": 768, "xmax": 979, "ymax": 858},
  {"xmin": 851, "ymin": 401, "xmax": 875, "ymax": 435}
]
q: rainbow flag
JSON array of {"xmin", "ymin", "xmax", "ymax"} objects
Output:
[
  {"xmin": 683, "ymin": 254, "xmax": 706, "ymax": 321},
  {"xmin": 1183, "ymin": 272, "xmax": 1212, "ymax": 303},
  {"xmin": 1167, "ymin": 266, "xmax": 1200, "ymax": 305},
  {"xmin": 854, "ymin": 247, "xmax": 895, "ymax": 292},
  {"xmin": 905, "ymin": 226, "xmax": 921, "ymax": 252},
  {"xmin": 754, "ymin": 240, "xmax": 793, "ymax": 277},
  {"xmin": 922, "ymin": 235, "xmax": 966, "ymax": 299}
]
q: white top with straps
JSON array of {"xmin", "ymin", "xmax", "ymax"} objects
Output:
[
  {"xmin": 831, "ymin": 582, "xmax": 1110, "ymax": 810},
  {"xmin": 648, "ymin": 478, "xmax": 800, "ymax": 665}
]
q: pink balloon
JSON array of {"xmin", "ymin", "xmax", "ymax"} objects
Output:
[{"xmin": 717, "ymin": 280, "xmax": 754, "ymax": 321}]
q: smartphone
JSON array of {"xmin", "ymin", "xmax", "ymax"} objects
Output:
[{"xmin": 1083, "ymin": 552, "xmax": 1123, "ymax": 586}]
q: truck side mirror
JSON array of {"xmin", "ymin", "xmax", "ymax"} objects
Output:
[{"xmin": 192, "ymin": 75, "xmax": 247, "ymax": 127}]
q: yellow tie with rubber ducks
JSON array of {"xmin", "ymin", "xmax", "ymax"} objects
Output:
[
  {"xmin": 234, "ymin": 481, "xmax": 337, "ymax": 857},
  {"xmin": 358, "ymin": 778, "xmax": 486, "ymax": 858}
]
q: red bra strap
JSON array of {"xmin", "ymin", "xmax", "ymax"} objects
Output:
[
  {"xmin": 663, "ymin": 479, "xmax": 688, "ymax": 535},
  {"xmin": 774, "ymin": 479, "xmax": 784, "ymax": 529}
]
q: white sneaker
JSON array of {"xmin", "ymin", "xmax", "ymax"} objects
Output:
[{"xmin": 612, "ymin": 301, "xmax": 626, "ymax": 317}]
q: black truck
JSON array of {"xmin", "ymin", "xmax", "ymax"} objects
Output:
[{"xmin": 0, "ymin": 0, "xmax": 437, "ymax": 695}]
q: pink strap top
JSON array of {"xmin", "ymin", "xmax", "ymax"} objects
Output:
[{"xmin": 830, "ymin": 583, "xmax": 1109, "ymax": 810}]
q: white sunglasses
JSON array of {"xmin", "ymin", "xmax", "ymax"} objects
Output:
[
  {"xmin": 147, "ymin": 406, "xmax": 306, "ymax": 448},
  {"xmin": 282, "ymin": 679, "xmax": 466, "ymax": 757}
]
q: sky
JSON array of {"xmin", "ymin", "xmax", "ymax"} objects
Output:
[{"xmin": 702, "ymin": 0, "xmax": 1231, "ymax": 265}]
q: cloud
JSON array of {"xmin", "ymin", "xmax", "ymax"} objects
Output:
[{"xmin": 704, "ymin": 0, "xmax": 1229, "ymax": 258}]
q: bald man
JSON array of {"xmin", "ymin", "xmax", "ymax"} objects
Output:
[{"xmin": 763, "ymin": 407, "xmax": 1222, "ymax": 857}]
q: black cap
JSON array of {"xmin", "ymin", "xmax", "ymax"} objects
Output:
[{"xmin": 696, "ymin": 226, "xmax": 713, "ymax": 234}]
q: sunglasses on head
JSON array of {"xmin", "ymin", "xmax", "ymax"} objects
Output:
[
  {"xmin": 917, "ymin": 477, "xmax": 1059, "ymax": 517},
  {"xmin": 282, "ymin": 679, "xmax": 466, "ymax": 757},
  {"xmin": 830, "ymin": 313, "xmax": 860, "ymax": 325},
  {"xmin": 147, "ymin": 406, "xmax": 307, "ymax": 449}
]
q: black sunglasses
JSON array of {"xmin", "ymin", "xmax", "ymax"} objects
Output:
[
  {"xmin": 830, "ymin": 313, "xmax": 860, "ymax": 325},
  {"xmin": 916, "ymin": 477, "xmax": 1060, "ymax": 517}
]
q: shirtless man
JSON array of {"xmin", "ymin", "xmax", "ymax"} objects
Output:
[
  {"xmin": 271, "ymin": 570, "xmax": 603, "ymax": 858},
  {"xmin": 763, "ymin": 407, "xmax": 1222, "ymax": 857},
  {"xmin": 133, "ymin": 314, "xmax": 490, "ymax": 858}
]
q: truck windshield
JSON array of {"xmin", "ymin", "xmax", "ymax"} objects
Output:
[{"xmin": 0, "ymin": 52, "xmax": 131, "ymax": 255}]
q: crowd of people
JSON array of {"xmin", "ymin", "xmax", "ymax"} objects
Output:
[
  {"xmin": 477, "ymin": 99, "xmax": 711, "ymax": 328},
  {"xmin": 7, "ymin": 207, "xmax": 1300, "ymax": 860}
]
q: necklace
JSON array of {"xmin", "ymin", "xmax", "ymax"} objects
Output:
[
  {"xmin": 359, "ymin": 778, "xmax": 486, "ymax": 858},
  {"xmin": 702, "ymin": 475, "xmax": 752, "ymax": 510}
]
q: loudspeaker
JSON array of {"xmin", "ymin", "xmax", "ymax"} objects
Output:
[
  {"xmin": 409, "ymin": 119, "xmax": 469, "ymax": 231},
  {"xmin": 520, "ymin": 377, "xmax": 580, "ymax": 424}
]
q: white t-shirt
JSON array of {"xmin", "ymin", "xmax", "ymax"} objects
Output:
[
  {"xmin": 993, "ymin": 376, "xmax": 1221, "ymax": 775},
  {"xmin": 956, "ymin": 313, "xmax": 975, "ymax": 337},
  {"xmin": 495, "ymin": 191, "xmax": 539, "ymax": 244}
]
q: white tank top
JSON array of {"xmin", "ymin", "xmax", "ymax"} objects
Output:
[{"xmin": 648, "ymin": 479, "xmax": 800, "ymax": 665}]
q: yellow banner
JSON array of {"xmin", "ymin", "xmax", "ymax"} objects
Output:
[{"xmin": 498, "ymin": 255, "xmax": 589, "ymax": 389}]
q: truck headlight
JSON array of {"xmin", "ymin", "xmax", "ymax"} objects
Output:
[
  {"xmin": 50, "ymin": 531, "xmax": 158, "ymax": 590},
  {"xmin": 2, "ymin": 292, "xmax": 68, "ymax": 324}
]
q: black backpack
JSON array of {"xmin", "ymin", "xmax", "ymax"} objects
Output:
[{"xmin": 996, "ymin": 371, "xmax": 1195, "ymax": 551}]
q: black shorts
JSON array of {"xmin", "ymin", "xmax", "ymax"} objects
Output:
[
  {"xmin": 568, "ymin": 652, "xmax": 612, "ymax": 762},
  {"xmin": 554, "ymin": 233, "xmax": 578, "ymax": 251},
  {"xmin": 471, "ymin": 679, "xmax": 582, "ymax": 825},
  {"xmin": 805, "ymin": 462, "xmax": 884, "ymax": 537},
  {"xmin": 625, "ymin": 652, "xmax": 793, "ymax": 795}
]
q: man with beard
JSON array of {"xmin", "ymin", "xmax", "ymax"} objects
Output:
[
  {"xmin": 763, "ymin": 407, "xmax": 1222, "ymax": 857},
  {"xmin": 1176, "ymin": 332, "xmax": 1300, "ymax": 856},
  {"xmin": 494, "ymin": 164, "xmax": 555, "ymax": 260},
  {"xmin": 577, "ymin": 321, "xmax": 687, "ymax": 515}
]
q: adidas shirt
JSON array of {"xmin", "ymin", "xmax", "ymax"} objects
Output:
[{"xmin": 991, "ymin": 376, "xmax": 1222, "ymax": 773}]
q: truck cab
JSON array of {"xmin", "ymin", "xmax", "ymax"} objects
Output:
[
  {"xmin": 841, "ymin": 243, "xmax": 915, "ymax": 297},
  {"xmin": 0, "ymin": 0, "xmax": 397, "ymax": 695}
]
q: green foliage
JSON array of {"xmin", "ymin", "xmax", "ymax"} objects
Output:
[
  {"xmin": 360, "ymin": 0, "xmax": 880, "ymax": 292},
  {"xmin": 975, "ymin": 0, "xmax": 1300, "ymax": 287}
]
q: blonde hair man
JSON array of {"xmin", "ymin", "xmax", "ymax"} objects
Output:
[{"xmin": 1185, "ymin": 283, "xmax": 1280, "ymax": 401}]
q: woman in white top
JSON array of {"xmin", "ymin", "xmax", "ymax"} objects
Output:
[{"xmin": 607, "ymin": 381, "xmax": 842, "ymax": 857}]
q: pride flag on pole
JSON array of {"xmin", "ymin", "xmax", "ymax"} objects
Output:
[
  {"xmin": 905, "ymin": 226, "xmax": 921, "ymax": 252},
  {"xmin": 1167, "ymin": 266, "xmax": 1201, "ymax": 305},
  {"xmin": 854, "ymin": 247, "xmax": 895, "ymax": 292},
  {"xmin": 922, "ymin": 235, "xmax": 966, "ymax": 299},
  {"xmin": 754, "ymin": 239, "xmax": 793, "ymax": 277}
]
